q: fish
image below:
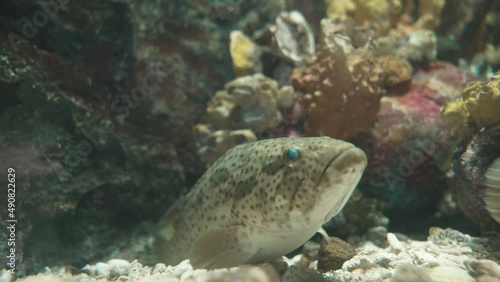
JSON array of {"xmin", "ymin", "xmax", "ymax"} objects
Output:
[
  {"xmin": 484, "ymin": 157, "xmax": 500, "ymax": 224},
  {"xmin": 152, "ymin": 137, "xmax": 367, "ymax": 269}
]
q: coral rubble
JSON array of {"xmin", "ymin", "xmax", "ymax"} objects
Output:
[{"xmin": 13, "ymin": 229, "xmax": 500, "ymax": 282}]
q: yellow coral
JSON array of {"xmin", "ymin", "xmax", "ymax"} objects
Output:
[
  {"xmin": 353, "ymin": 0, "xmax": 391, "ymax": 31},
  {"xmin": 325, "ymin": 0, "xmax": 445, "ymax": 34},
  {"xmin": 441, "ymin": 99, "xmax": 469, "ymax": 129},
  {"xmin": 324, "ymin": 0, "xmax": 356, "ymax": 19},
  {"xmin": 325, "ymin": 0, "xmax": 394, "ymax": 34},
  {"xmin": 414, "ymin": 0, "xmax": 445, "ymax": 29},
  {"xmin": 377, "ymin": 55, "xmax": 412, "ymax": 87},
  {"xmin": 463, "ymin": 74, "xmax": 500, "ymax": 128},
  {"xmin": 442, "ymin": 73, "xmax": 500, "ymax": 130},
  {"xmin": 229, "ymin": 31, "xmax": 261, "ymax": 77}
]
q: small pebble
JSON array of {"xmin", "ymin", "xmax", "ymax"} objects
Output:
[
  {"xmin": 0, "ymin": 270, "xmax": 14, "ymax": 282},
  {"xmin": 152, "ymin": 263, "xmax": 168, "ymax": 274},
  {"xmin": 95, "ymin": 262, "xmax": 111, "ymax": 278},
  {"xmin": 317, "ymin": 236, "xmax": 356, "ymax": 272},
  {"xmin": 466, "ymin": 259, "xmax": 500, "ymax": 282},
  {"xmin": 81, "ymin": 264, "xmax": 96, "ymax": 276},
  {"xmin": 387, "ymin": 233, "xmax": 404, "ymax": 254},
  {"xmin": 107, "ymin": 259, "xmax": 130, "ymax": 276},
  {"xmin": 365, "ymin": 226, "xmax": 388, "ymax": 246}
]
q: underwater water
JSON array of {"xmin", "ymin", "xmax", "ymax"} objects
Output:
[{"xmin": 0, "ymin": 0, "xmax": 499, "ymax": 281}]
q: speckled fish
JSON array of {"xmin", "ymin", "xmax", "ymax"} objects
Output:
[
  {"xmin": 153, "ymin": 137, "xmax": 367, "ymax": 269},
  {"xmin": 485, "ymin": 157, "xmax": 500, "ymax": 224}
]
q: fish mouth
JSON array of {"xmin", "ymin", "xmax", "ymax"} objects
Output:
[
  {"xmin": 318, "ymin": 146, "xmax": 367, "ymax": 184},
  {"xmin": 316, "ymin": 145, "xmax": 367, "ymax": 221}
]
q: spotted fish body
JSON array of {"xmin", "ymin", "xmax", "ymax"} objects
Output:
[{"xmin": 153, "ymin": 137, "xmax": 367, "ymax": 269}]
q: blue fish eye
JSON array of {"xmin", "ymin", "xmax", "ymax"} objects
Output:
[
  {"xmin": 282, "ymin": 148, "xmax": 301, "ymax": 167},
  {"xmin": 286, "ymin": 149, "xmax": 300, "ymax": 160}
]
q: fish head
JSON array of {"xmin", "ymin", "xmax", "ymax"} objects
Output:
[{"xmin": 234, "ymin": 137, "xmax": 367, "ymax": 230}]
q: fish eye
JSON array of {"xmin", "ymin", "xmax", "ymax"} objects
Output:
[{"xmin": 282, "ymin": 148, "xmax": 301, "ymax": 167}]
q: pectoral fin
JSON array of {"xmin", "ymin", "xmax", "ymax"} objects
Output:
[{"xmin": 190, "ymin": 227, "xmax": 257, "ymax": 269}]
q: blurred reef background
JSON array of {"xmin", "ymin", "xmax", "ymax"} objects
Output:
[{"xmin": 0, "ymin": 0, "xmax": 499, "ymax": 277}]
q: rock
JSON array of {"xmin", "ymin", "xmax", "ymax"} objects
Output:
[
  {"xmin": 0, "ymin": 0, "xmax": 284, "ymax": 273},
  {"xmin": 152, "ymin": 263, "xmax": 168, "ymax": 274},
  {"xmin": 317, "ymin": 237, "xmax": 357, "ymax": 272},
  {"xmin": 364, "ymin": 226, "xmax": 389, "ymax": 246},
  {"xmin": 466, "ymin": 259, "xmax": 500, "ymax": 282},
  {"xmin": 386, "ymin": 233, "xmax": 404, "ymax": 254},
  {"xmin": 107, "ymin": 259, "xmax": 130, "ymax": 277},
  {"xmin": 95, "ymin": 262, "xmax": 111, "ymax": 278},
  {"xmin": 283, "ymin": 266, "xmax": 327, "ymax": 282},
  {"xmin": 16, "ymin": 274, "xmax": 73, "ymax": 282},
  {"xmin": 356, "ymin": 62, "xmax": 475, "ymax": 225},
  {"xmin": 389, "ymin": 264, "xmax": 434, "ymax": 282},
  {"xmin": 426, "ymin": 265, "xmax": 475, "ymax": 282},
  {"xmin": 327, "ymin": 228, "xmax": 497, "ymax": 282},
  {"xmin": 447, "ymin": 125, "xmax": 500, "ymax": 231}
]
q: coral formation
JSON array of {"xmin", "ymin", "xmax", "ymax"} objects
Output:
[
  {"xmin": 194, "ymin": 73, "xmax": 296, "ymax": 163},
  {"xmin": 0, "ymin": 0, "xmax": 283, "ymax": 274},
  {"xmin": 206, "ymin": 73, "xmax": 291, "ymax": 132},
  {"xmin": 229, "ymin": 31, "xmax": 262, "ymax": 77},
  {"xmin": 193, "ymin": 125, "xmax": 257, "ymax": 164},
  {"xmin": 292, "ymin": 17, "xmax": 413, "ymax": 140},
  {"xmin": 396, "ymin": 29, "xmax": 437, "ymax": 64},
  {"xmin": 442, "ymin": 72, "xmax": 500, "ymax": 130},
  {"xmin": 401, "ymin": 0, "xmax": 446, "ymax": 30},
  {"xmin": 292, "ymin": 18, "xmax": 384, "ymax": 139},
  {"xmin": 447, "ymin": 125, "xmax": 500, "ymax": 231},
  {"xmin": 357, "ymin": 63, "xmax": 474, "ymax": 221},
  {"xmin": 2, "ymin": 0, "xmax": 500, "ymax": 278},
  {"xmin": 324, "ymin": 0, "xmax": 445, "ymax": 34}
]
